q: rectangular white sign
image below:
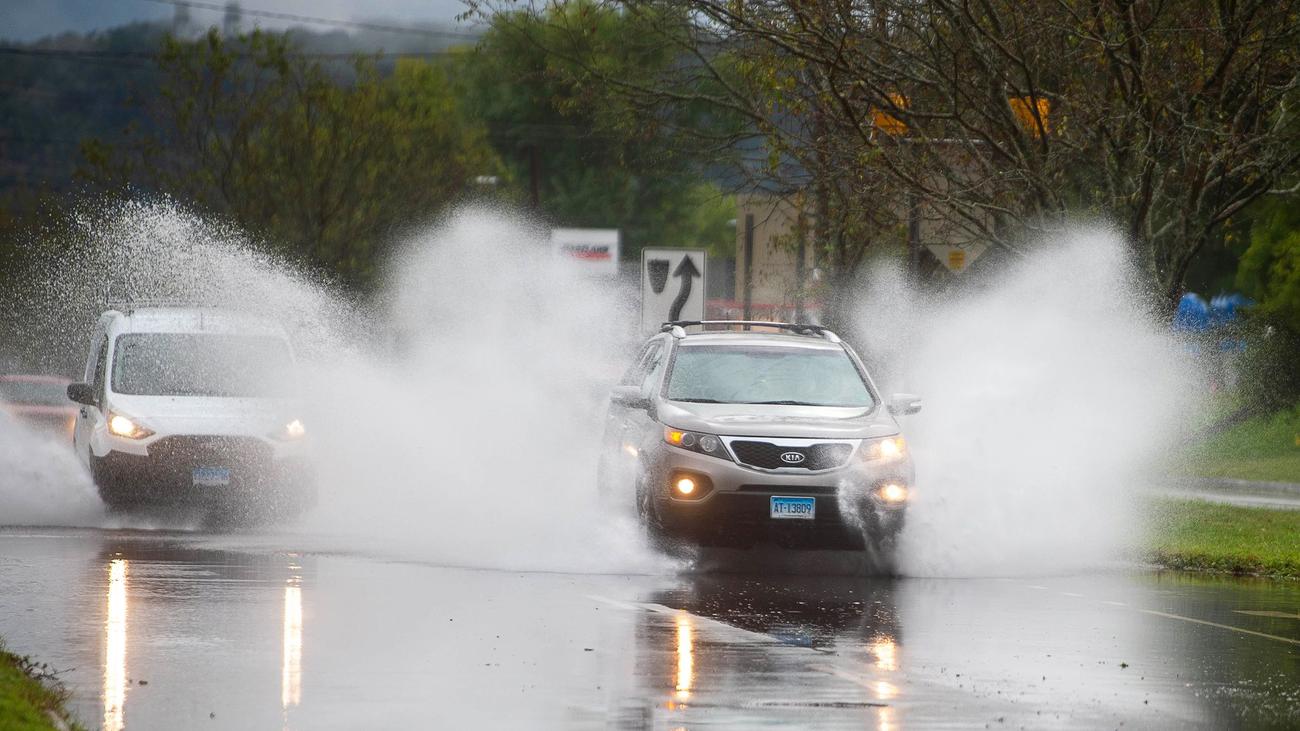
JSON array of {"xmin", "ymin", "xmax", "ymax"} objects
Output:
[
  {"xmin": 641, "ymin": 248, "xmax": 707, "ymax": 332},
  {"xmin": 551, "ymin": 228, "xmax": 620, "ymax": 278}
]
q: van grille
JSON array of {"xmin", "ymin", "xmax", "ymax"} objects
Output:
[
  {"xmin": 729, "ymin": 441, "xmax": 853, "ymax": 471},
  {"xmin": 148, "ymin": 436, "xmax": 272, "ymax": 466}
]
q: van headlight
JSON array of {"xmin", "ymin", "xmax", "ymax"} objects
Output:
[
  {"xmin": 664, "ymin": 427, "xmax": 728, "ymax": 459},
  {"xmin": 108, "ymin": 413, "xmax": 154, "ymax": 440},
  {"xmin": 861, "ymin": 436, "xmax": 906, "ymax": 461},
  {"xmin": 275, "ymin": 419, "xmax": 307, "ymax": 441}
]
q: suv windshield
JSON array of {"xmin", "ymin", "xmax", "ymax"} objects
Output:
[
  {"xmin": 666, "ymin": 344, "xmax": 874, "ymax": 408},
  {"xmin": 111, "ymin": 333, "xmax": 293, "ymax": 397}
]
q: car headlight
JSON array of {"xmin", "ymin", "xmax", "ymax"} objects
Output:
[
  {"xmin": 275, "ymin": 418, "xmax": 306, "ymax": 441},
  {"xmin": 107, "ymin": 413, "xmax": 154, "ymax": 440},
  {"xmin": 664, "ymin": 427, "xmax": 728, "ymax": 459},
  {"xmin": 861, "ymin": 436, "xmax": 906, "ymax": 461}
]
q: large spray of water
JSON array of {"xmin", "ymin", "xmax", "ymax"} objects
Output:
[
  {"xmin": 851, "ymin": 230, "xmax": 1201, "ymax": 576},
  {"xmin": 2, "ymin": 201, "xmax": 1200, "ymax": 577}
]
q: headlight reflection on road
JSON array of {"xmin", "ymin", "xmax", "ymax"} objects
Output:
[
  {"xmin": 281, "ymin": 577, "xmax": 303, "ymax": 710},
  {"xmin": 674, "ymin": 613, "xmax": 694, "ymax": 701},
  {"xmin": 877, "ymin": 705, "xmax": 897, "ymax": 731},
  {"xmin": 104, "ymin": 558, "xmax": 128, "ymax": 731},
  {"xmin": 870, "ymin": 636, "xmax": 898, "ymax": 671}
]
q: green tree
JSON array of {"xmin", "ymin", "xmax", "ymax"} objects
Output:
[
  {"xmin": 456, "ymin": 1, "xmax": 737, "ymax": 261},
  {"xmin": 83, "ymin": 29, "xmax": 502, "ymax": 286},
  {"xmin": 1240, "ymin": 199, "xmax": 1300, "ymax": 326}
]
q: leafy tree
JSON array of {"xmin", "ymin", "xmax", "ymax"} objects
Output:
[
  {"xmin": 456, "ymin": 1, "xmax": 737, "ymax": 261},
  {"xmin": 1239, "ymin": 199, "xmax": 1300, "ymax": 326},
  {"xmin": 83, "ymin": 29, "xmax": 502, "ymax": 286},
  {"xmin": 1233, "ymin": 197, "xmax": 1300, "ymax": 410},
  {"xmin": 502, "ymin": 0, "xmax": 1300, "ymax": 311}
]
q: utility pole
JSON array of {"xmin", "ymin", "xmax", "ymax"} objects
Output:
[
  {"xmin": 528, "ymin": 145, "xmax": 540, "ymax": 210},
  {"xmin": 907, "ymin": 191, "xmax": 921, "ymax": 284},
  {"xmin": 742, "ymin": 213, "xmax": 754, "ymax": 322}
]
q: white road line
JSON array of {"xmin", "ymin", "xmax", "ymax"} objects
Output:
[{"xmin": 1138, "ymin": 609, "xmax": 1300, "ymax": 645}]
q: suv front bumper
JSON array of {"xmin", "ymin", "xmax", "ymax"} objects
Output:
[{"xmin": 643, "ymin": 442, "xmax": 912, "ymax": 548}]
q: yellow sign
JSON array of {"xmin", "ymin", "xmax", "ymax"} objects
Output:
[
  {"xmin": 925, "ymin": 243, "xmax": 987, "ymax": 273},
  {"xmin": 1010, "ymin": 96, "xmax": 1051, "ymax": 138},
  {"xmin": 873, "ymin": 93, "xmax": 908, "ymax": 136}
]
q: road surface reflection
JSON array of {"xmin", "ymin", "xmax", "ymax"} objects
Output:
[{"xmin": 103, "ymin": 557, "xmax": 128, "ymax": 731}]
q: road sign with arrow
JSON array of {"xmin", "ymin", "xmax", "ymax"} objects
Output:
[{"xmin": 641, "ymin": 248, "xmax": 707, "ymax": 332}]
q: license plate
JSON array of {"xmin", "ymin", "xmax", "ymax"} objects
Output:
[
  {"xmin": 193, "ymin": 467, "xmax": 231, "ymax": 488},
  {"xmin": 770, "ymin": 496, "xmax": 815, "ymax": 520}
]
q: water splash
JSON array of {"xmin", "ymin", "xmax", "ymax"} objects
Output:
[
  {"xmin": 5, "ymin": 198, "xmax": 661, "ymax": 571},
  {"xmin": 850, "ymin": 228, "xmax": 1201, "ymax": 576}
]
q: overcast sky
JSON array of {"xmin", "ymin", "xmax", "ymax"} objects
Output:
[{"xmin": 1, "ymin": 0, "xmax": 474, "ymax": 42}]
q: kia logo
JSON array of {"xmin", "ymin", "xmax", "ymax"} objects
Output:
[{"xmin": 779, "ymin": 451, "xmax": 806, "ymax": 464}]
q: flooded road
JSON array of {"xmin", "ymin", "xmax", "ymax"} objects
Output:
[{"xmin": 0, "ymin": 527, "xmax": 1296, "ymax": 729}]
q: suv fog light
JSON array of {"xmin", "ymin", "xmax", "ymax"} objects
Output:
[
  {"xmin": 877, "ymin": 483, "xmax": 908, "ymax": 504},
  {"xmin": 668, "ymin": 471, "xmax": 713, "ymax": 500}
]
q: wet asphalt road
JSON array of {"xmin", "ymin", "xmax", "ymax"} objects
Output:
[{"xmin": 0, "ymin": 527, "xmax": 1297, "ymax": 730}]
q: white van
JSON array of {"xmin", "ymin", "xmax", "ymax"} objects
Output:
[{"xmin": 68, "ymin": 305, "xmax": 313, "ymax": 515}]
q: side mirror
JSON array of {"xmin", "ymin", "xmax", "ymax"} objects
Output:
[
  {"xmin": 610, "ymin": 385, "xmax": 651, "ymax": 411},
  {"xmin": 888, "ymin": 393, "xmax": 922, "ymax": 416},
  {"xmin": 67, "ymin": 382, "xmax": 96, "ymax": 406}
]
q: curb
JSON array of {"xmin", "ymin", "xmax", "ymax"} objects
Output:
[{"xmin": 1163, "ymin": 476, "xmax": 1300, "ymax": 497}]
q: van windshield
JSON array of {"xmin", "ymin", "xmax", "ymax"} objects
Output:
[
  {"xmin": 111, "ymin": 333, "xmax": 294, "ymax": 397},
  {"xmin": 666, "ymin": 344, "xmax": 874, "ymax": 408}
]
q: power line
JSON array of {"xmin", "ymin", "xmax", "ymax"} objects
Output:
[
  {"xmin": 141, "ymin": 0, "xmax": 482, "ymax": 40},
  {"xmin": 0, "ymin": 46, "xmax": 461, "ymax": 63}
]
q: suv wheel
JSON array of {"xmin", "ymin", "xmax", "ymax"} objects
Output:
[{"xmin": 635, "ymin": 475, "xmax": 674, "ymax": 554}]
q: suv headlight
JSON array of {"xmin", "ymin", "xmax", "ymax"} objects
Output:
[
  {"xmin": 861, "ymin": 436, "xmax": 906, "ymax": 461},
  {"xmin": 107, "ymin": 413, "xmax": 154, "ymax": 440},
  {"xmin": 664, "ymin": 427, "xmax": 728, "ymax": 459}
]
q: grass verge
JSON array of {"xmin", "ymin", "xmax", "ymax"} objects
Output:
[
  {"xmin": 0, "ymin": 643, "xmax": 79, "ymax": 731},
  {"xmin": 1183, "ymin": 403, "xmax": 1300, "ymax": 483},
  {"xmin": 1148, "ymin": 499, "xmax": 1300, "ymax": 579}
]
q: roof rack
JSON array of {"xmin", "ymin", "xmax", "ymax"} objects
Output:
[
  {"xmin": 105, "ymin": 298, "xmax": 227, "ymax": 314},
  {"xmin": 662, "ymin": 320, "xmax": 841, "ymax": 343}
]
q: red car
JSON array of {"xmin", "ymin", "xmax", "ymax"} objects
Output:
[{"xmin": 0, "ymin": 374, "xmax": 76, "ymax": 442}]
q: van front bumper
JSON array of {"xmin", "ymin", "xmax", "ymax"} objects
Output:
[{"xmin": 91, "ymin": 434, "xmax": 314, "ymax": 509}]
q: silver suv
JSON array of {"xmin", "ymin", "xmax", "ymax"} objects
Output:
[{"xmin": 599, "ymin": 321, "xmax": 919, "ymax": 551}]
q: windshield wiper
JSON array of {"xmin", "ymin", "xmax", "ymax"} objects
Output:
[
  {"xmin": 746, "ymin": 400, "xmax": 833, "ymax": 406},
  {"xmin": 673, "ymin": 397, "xmax": 727, "ymax": 403}
]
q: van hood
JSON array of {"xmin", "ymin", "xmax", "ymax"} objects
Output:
[
  {"xmin": 656, "ymin": 401, "xmax": 898, "ymax": 440},
  {"xmin": 106, "ymin": 394, "xmax": 300, "ymax": 437}
]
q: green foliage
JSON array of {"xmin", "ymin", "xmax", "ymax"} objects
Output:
[
  {"xmin": 1148, "ymin": 499, "xmax": 1300, "ymax": 578},
  {"xmin": 453, "ymin": 2, "xmax": 734, "ymax": 260},
  {"xmin": 1239, "ymin": 199, "xmax": 1300, "ymax": 328},
  {"xmin": 0, "ymin": 644, "xmax": 80, "ymax": 731},
  {"xmin": 83, "ymin": 30, "xmax": 502, "ymax": 287},
  {"xmin": 1233, "ymin": 199, "xmax": 1300, "ymax": 411},
  {"xmin": 1184, "ymin": 403, "xmax": 1300, "ymax": 482}
]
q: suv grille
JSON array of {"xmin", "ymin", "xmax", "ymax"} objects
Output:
[{"xmin": 729, "ymin": 441, "xmax": 853, "ymax": 471}]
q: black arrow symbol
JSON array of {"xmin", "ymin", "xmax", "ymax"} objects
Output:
[{"xmin": 668, "ymin": 255, "xmax": 702, "ymax": 321}]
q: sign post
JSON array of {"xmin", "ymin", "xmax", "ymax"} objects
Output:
[{"xmin": 641, "ymin": 248, "xmax": 707, "ymax": 332}]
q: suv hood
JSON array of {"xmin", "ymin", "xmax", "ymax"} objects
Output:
[
  {"xmin": 106, "ymin": 394, "xmax": 299, "ymax": 437},
  {"xmin": 657, "ymin": 401, "xmax": 898, "ymax": 440}
]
